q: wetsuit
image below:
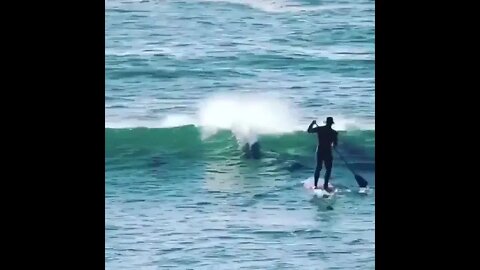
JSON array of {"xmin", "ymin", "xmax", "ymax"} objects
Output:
[{"xmin": 307, "ymin": 122, "xmax": 338, "ymax": 189}]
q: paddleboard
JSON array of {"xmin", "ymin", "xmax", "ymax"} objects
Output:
[
  {"xmin": 358, "ymin": 187, "xmax": 369, "ymax": 195},
  {"xmin": 302, "ymin": 178, "xmax": 337, "ymax": 199}
]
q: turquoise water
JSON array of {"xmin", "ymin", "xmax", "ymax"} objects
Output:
[{"xmin": 106, "ymin": 0, "xmax": 375, "ymax": 269}]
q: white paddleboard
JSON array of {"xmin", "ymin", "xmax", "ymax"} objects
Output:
[
  {"xmin": 302, "ymin": 177, "xmax": 337, "ymax": 199},
  {"xmin": 358, "ymin": 187, "xmax": 369, "ymax": 195}
]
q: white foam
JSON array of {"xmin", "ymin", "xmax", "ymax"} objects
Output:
[
  {"xmin": 105, "ymin": 93, "xmax": 375, "ymax": 141},
  {"xmin": 202, "ymin": 0, "xmax": 362, "ymax": 14},
  {"xmin": 204, "ymin": 0, "xmax": 293, "ymax": 13},
  {"xmin": 159, "ymin": 114, "xmax": 196, "ymax": 128},
  {"xmin": 322, "ymin": 115, "xmax": 375, "ymax": 131},
  {"xmin": 197, "ymin": 92, "xmax": 301, "ymax": 144}
]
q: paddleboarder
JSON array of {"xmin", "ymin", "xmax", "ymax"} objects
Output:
[{"xmin": 307, "ymin": 117, "xmax": 338, "ymax": 191}]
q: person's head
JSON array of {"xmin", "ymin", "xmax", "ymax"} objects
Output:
[{"xmin": 325, "ymin": 117, "xmax": 334, "ymax": 127}]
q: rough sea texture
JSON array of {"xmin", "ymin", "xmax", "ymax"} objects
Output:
[{"xmin": 106, "ymin": 0, "xmax": 375, "ymax": 269}]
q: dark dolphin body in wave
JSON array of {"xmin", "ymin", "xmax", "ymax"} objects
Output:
[{"xmin": 241, "ymin": 141, "xmax": 262, "ymax": 159}]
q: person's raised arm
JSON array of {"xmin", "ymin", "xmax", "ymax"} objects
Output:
[{"xmin": 307, "ymin": 120, "xmax": 318, "ymax": 133}]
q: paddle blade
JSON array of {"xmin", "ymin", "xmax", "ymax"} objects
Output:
[{"xmin": 354, "ymin": 174, "xmax": 369, "ymax": 188}]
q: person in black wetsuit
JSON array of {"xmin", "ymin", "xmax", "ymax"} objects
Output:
[{"xmin": 307, "ymin": 117, "xmax": 338, "ymax": 191}]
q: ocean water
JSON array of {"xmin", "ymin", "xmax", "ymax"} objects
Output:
[{"xmin": 106, "ymin": 0, "xmax": 375, "ymax": 269}]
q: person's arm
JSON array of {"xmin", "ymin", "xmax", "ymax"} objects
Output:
[{"xmin": 307, "ymin": 120, "xmax": 318, "ymax": 133}]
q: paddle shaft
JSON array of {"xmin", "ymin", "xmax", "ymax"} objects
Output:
[{"xmin": 334, "ymin": 148, "xmax": 357, "ymax": 175}]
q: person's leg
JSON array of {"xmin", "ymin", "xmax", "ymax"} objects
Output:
[
  {"xmin": 323, "ymin": 157, "xmax": 333, "ymax": 190},
  {"xmin": 314, "ymin": 152, "xmax": 323, "ymax": 188}
]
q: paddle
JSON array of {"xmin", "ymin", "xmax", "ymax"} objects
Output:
[{"xmin": 334, "ymin": 148, "xmax": 369, "ymax": 188}]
